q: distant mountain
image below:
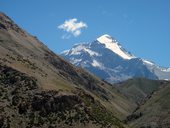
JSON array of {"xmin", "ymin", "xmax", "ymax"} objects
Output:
[{"xmin": 61, "ymin": 34, "xmax": 170, "ymax": 83}]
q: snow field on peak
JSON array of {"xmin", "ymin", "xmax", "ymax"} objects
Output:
[{"xmin": 97, "ymin": 35, "xmax": 134, "ymax": 60}]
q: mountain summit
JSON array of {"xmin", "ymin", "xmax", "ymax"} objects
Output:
[
  {"xmin": 61, "ymin": 34, "xmax": 170, "ymax": 83},
  {"xmin": 97, "ymin": 34, "xmax": 135, "ymax": 60}
]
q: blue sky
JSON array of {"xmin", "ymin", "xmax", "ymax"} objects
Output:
[{"xmin": 0, "ymin": 0, "xmax": 170, "ymax": 67}]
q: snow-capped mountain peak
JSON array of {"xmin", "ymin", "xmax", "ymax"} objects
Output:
[
  {"xmin": 97, "ymin": 34, "xmax": 113, "ymax": 44},
  {"xmin": 61, "ymin": 34, "xmax": 170, "ymax": 83},
  {"xmin": 97, "ymin": 34, "xmax": 134, "ymax": 60}
]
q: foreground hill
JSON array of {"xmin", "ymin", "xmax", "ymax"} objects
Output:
[
  {"xmin": 117, "ymin": 78, "xmax": 167, "ymax": 104},
  {"xmin": 126, "ymin": 82, "xmax": 170, "ymax": 128},
  {"xmin": 115, "ymin": 78, "xmax": 170, "ymax": 128},
  {"xmin": 0, "ymin": 12, "xmax": 136, "ymax": 128},
  {"xmin": 0, "ymin": 64, "xmax": 126, "ymax": 128}
]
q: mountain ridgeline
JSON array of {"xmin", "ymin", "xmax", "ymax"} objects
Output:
[
  {"xmin": 0, "ymin": 12, "xmax": 170, "ymax": 128},
  {"xmin": 61, "ymin": 34, "xmax": 170, "ymax": 83}
]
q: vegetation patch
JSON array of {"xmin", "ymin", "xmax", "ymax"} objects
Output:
[{"xmin": 0, "ymin": 64, "xmax": 124, "ymax": 128}]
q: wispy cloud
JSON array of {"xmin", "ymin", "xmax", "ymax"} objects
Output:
[{"xmin": 58, "ymin": 18, "xmax": 87, "ymax": 38}]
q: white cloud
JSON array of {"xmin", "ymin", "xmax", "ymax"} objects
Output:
[{"xmin": 58, "ymin": 18, "xmax": 87, "ymax": 38}]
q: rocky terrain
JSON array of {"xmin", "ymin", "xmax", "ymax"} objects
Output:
[{"xmin": 0, "ymin": 64, "xmax": 125, "ymax": 128}]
